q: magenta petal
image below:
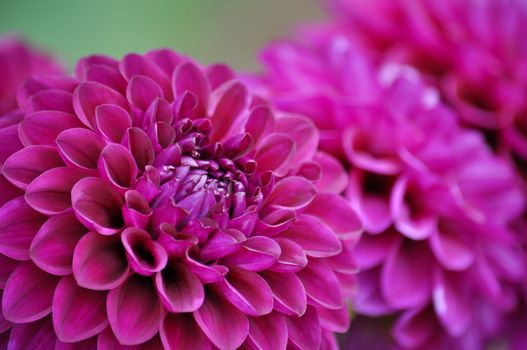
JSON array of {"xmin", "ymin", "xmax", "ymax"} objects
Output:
[
  {"xmin": 30, "ymin": 212, "xmax": 86, "ymax": 276},
  {"xmin": 0, "ymin": 255, "xmax": 18, "ymax": 288},
  {"xmin": 98, "ymin": 144, "xmax": 138, "ymax": 190},
  {"xmin": 275, "ymin": 115, "xmax": 318, "ymax": 167},
  {"xmin": 184, "ymin": 251, "xmax": 228, "ymax": 284},
  {"xmin": 200, "ymin": 229, "xmax": 243, "ymax": 261},
  {"xmin": 3, "ymin": 145, "xmax": 63, "ymax": 190},
  {"xmin": 254, "ymin": 134, "xmax": 295, "ymax": 176},
  {"xmin": 263, "ymin": 176, "xmax": 316, "ymax": 212},
  {"xmin": 0, "ymin": 196, "xmax": 46, "ymax": 260},
  {"xmin": 260, "ymin": 271, "xmax": 306, "ymax": 316},
  {"xmin": 73, "ymin": 232, "xmax": 129, "ymax": 290},
  {"xmin": 107, "ymin": 275, "xmax": 163, "ymax": 345},
  {"xmin": 126, "ymin": 127, "xmax": 155, "ymax": 170},
  {"xmin": 3, "ymin": 262, "xmax": 59, "ymax": 323},
  {"xmin": 120, "ymin": 53, "xmax": 171, "ymax": 98},
  {"xmin": 72, "ymin": 177, "xmax": 124, "ymax": 235},
  {"xmin": 56, "ymin": 128, "xmax": 104, "ymax": 170},
  {"xmin": 95, "ymin": 104, "xmax": 132, "ymax": 143},
  {"xmin": 8, "ymin": 317, "xmax": 56, "ymax": 350},
  {"xmin": 270, "ymin": 238, "xmax": 307, "ymax": 273},
  {"xmin": 353, "ymin": 267, "xmax": 393, "ymax": 316},
  {"xmin": 248, "ymin": 311, "xmax": 287, "ymax": 350},
  {"xmin": 161, "ymin": 313, "xmax": 211, "ymax": 350},
  {"xmin": 305, "ymin": 193, "xmax": 363, "ymax": 240},
  {"xmin": 313, "ymin": 151, "xmax": 348, "ymax": 194},
  {"xmin": 286, "ymin": 306, "xmax": 322, "ymax": 350},
  {"xmin": 24, "ymin": 89, "xmax": 73, "ymax": 114},
  {"xmin": 209, "ymin": 80, "xmax": 248, "ymax": 142},
  {"xmin": 194, "ymin": 288, "xmax": 249, "ymax": 350},
  {"xmin": 122, "ymin": 190, "xmax": 152, "ymax": 229},
  {"xmin": 297, "ymin": 259, "xmax": 343, "ymax": 310},
  {"xmin": 280, "ymin": 214, "xmax": 342, "ymax": 258},
  {"xmin": 216, "ymin": 267, "xmax": 273, "ymax": 316},
  {"xmin": 73, "ymin": 81, "xmax": 128, "ymax": 128},
  {"xmin": 18, "ymin": 111, "xmax": 83, "ymax": 146},
  {"xmin": 121, "ymin": 227, "xmax": 167, "ymax": 276},
  {"xmin": 155, "ymin": 261, "xmax": 204, "ymax": 312},
  {"xmin": 84, "ymin": 64, "xmax": 127, "ymax": 94},
  {"xmin": 433, "ymin": 271, "xmax": 471, "ymax": 336},
  {"xmin": 393, "ymin": 307, "xmax": 436, "ymax": 349},
  {"xmin": 221, "ymin": 236, "xmax": 281, "ymax": 272},
  {"xmin": 126, "ymin": 75, "xmax": 164, "ymax": 110},
  {"xmin": 173, "ymin": 62, "xmax": 210, "ymax": 117},
  {"xmin": 0, "ymin": 174, "xmax": 22, "ymax": 206},
  {"xmin": 353, "ymin": 230, "xmax": 401, "ymax": 270},
  {"xmin": 206, "ymin": 63, "xmax": 236, "ymax": 90},
  {"xmin": 25, "ymin": 167, "xmax": 85, "ymax": 215},
  {"xmin": 246, "ymin": 106, "xmax": 275, "ymax": 147},
  {"xmin": 381, "ymin": 241, "xmax": 433, "ymax": 309},
  {"xmin": 55, "ymin": 337, "xmax": 98, "ymax": 350},
  {"xmin": 429, "ymin": 228, "xmax": 474, "ymax": 271},
  {"xmin": 53, "ymin": 275, "xmax": 108, "ymax": 342},
  {"xmin": 317, "ymin": 305, "xmax": 351, "ymax": 333}
]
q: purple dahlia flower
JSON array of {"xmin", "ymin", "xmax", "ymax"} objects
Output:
[
  {"xmin": 0, "ymin": 48, "xmax": 363, "ymax": 350},
  {"xmin": 253, "ymin": 34, "xmax": 526, "ymax": 349},
  {"xmin": 326, "ymin": 0, "xmax": 527, "ymax": 172},
  {"xmin": 0, "ymin": 36, "xmax": 62, "ymax": 116}
]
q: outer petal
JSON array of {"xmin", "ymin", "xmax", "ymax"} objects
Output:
[
  {"xmin": 313, "ymin": 151, "xmax": 348, "ymax": 194},
  {"xmin": 247, "ymin": 311, "xmax": 288, "ymax": 350},
  {"xmin": 126, "ymin": 75, "xmax": 164, "ymax": 110},
  {"xmin": 52, "ymin": 275, "xmax": 108, "ymax": 342},
  {"xmin": 263, "ymin": 176, "xmax": 316, "ymax": 212},
  {"xmin": 56, "ymin": 128, "xmax": 104, "ymax": 171},
  {"xmin": 286, "ymin": 306, "xmax": 321, "ymax": 350},
  {"xmin": 172, "ymin": 61, "xmax": 210, "ymax": 117},
  {"xmin": 297, "ymin": 259, "xmax": 343, "ymax": 310},
  {"xmin": 3, "ymin": 262, "xmax": 59, "ymax": 323},
  {"xmin": 7, "ymin": 317, "xmax": 56, "ymax": 350},
  {"xmin": 429, "ymin": 228, "xmax": 474, "ymax": 271},
  {"xmin": 95, "ymin": 104, "xmax": 132, "ymax": 143},
  {"xmin": 155, "ymin": 261, "xmax": 204, "ymax": 313},
  {"xmin": 393, "ymin": 307, "xmax": 436, "ymax": 349},
  {"xmin": 73, "ymin": 232, "xmax": 129, "ymax": 290},
  {"xmin": 98, "ymin": 144, "xmax": 138, "ymax": 190},
  {"xmin": 193, "ymin": 288, "xmax": 249, "ymax": 350},
  {"xmin": 107, "ymin": 275, "xmax": 164, "ymax": 345},
  {"xmin": 209, "ymin": 80, "xmax": 248, "ymax": 142},
  {"xmin": 160, "ymin": 313, "xmax": 211, "ymax": 350},
  {"xmin": 254, "ymin": 134, "xmax": 296, "ymax": 177},
  {"xmin": 18, "ymin": 111, "xmax": 83, "ymax": 146},
  {"xmin": 433, "ymin": 271, "xmax": 471, "ymax": 336},
  {"xmin": 260, "ymin": 271, "xmax": 306, "ymax": 316}
]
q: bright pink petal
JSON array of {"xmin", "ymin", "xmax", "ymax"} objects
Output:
[
  {"xmin": 286, "ymin": 306, "xmax": 321, "ymax": 350},
  {"xmin": 161, "ymin": 313, "xmax": 211, "ymax": 350},
  {"xmin": 432, "ymin": 271, "xmax": 471, "ymax": 336},
  {"xmin": 393, "ymin": 307, "xmax": 436, "ymax": 349},
  {"xmin": 221, "ymin": 236, "xmax": 281, "ymax": 272},
  {"xmin": 313, "ymin": 151, "xmax": 348, "ymax": 194},
  {"xmin": 317, "ymin": 305, "xmax": 351, "ymax": 333},
  {"xmin": 209, "ymin": 80, "xmax": 248, "ymax": 142},
  {"xmin": 206, "ymin": 63, "xmax": 236, "ymax": 90},
  {"xmin": 429, "ymin": 228, "xmax": 474, "ymax": 271},
  {"xmin": 275, "ymin": 115, "xmax": 318, "ymax": 167},
  {"xmin": 247, "ymin": 311, "xmax": 288, "ymax": 350},
  {"xmin": 0, "ymin": 254, "xmax": 18, "ymax": 288},
  {"xmin": 52, "ymin": 275, "xmax": 108, "ymax": 342},
  {"xmin": 24, "ymin": 89, "xmax": 73, "ymax": 114},
  {"xmin": 107, "ymin": 275, "xmax": 164, "ymax": 345},
  {"xmin": 155, "ymin": 261, "xmax": 204, "ymax": 313},
  {"xmin": 270, "ymin": 238, "xmax": 308, "ymax": 273},
  {"xmin": 297, "ymin": 259, "xmax": 343, "ymax": 310},
  {"xmin": 263, "ymin": 176, "xmax": 316, "ymax": 212},
  {"xmin": 260, "ymin": 271, "xmax": 306, "ymax": 316},
  {"xmin": 254, "ymin": 134, "xmax": 295, "ymax": 177},
  {"xmin": 245, "ymin": 106, "xmax": 275, "ymax": 147},
  {"xmin": 125, "ymin": 127, "xmax": 155, "ymax": 170},
  {"xmin": 3, "ymin": 262, "xmax": 59, "ymax": 323}
]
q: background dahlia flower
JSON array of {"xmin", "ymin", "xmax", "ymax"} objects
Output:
[
  {"xmin": 0, "ymin": 48, "xmax": 362, "ymax": 349},
  {"xmin": 326, "ymin": 0, "xmax": 527, "ymax": 175},
  {"xmin": 252, "ymin": 34, "xmax": 525, "ymax": 349}
]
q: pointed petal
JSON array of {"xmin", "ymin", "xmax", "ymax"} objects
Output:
[
  {"xmin": 72, "ymin": 177, "xmax": 124, "ymax": 235},
  {"xmin": 0, "ymin": 196, "xmax": 46, "ymax": 260},
  {"xmin": 53, "ymin": 275, "xmax": 108, "ymax": 342},
  {"xmin": 194, "ymin": 288, "xmax": 249, "ymax": 350},
  {"xmin": 173, "ymin": 62, "xmax": 210, "ymax": 117},
  {"xmin": 317, "ymin": 305, "xmax": 351, "ymax": 333},
  {"xmin": 313, "ymin": 151, "xmax": 348, "ymax": 194},
  {"xmin": 0, "ymin": 125, "xmax": 22, "ymax": 165},
  {"xmin": 155, "ymin": 261, "xmax": 204, "ymax": 313},
  {"xmin": 254, "ymin": 134, "xmax": 295, "ymax": 177},
  {"xmin": 0, "ymin": 255, "xmax": 18, "ymax": 288},
  {"xmin": 248, "ymin": 311, "xmax": 287, "ymax": 350},
  {"xmin": 353, "ymin": 230, "xmax": 401, "ymax": 270},
  {"xmin": 206, "ymin": 63, "xmax": 236, "ymax": 90},
  {"xmin": 73, "ymin": 232, "xmax": 129, "ymax": 290},
  {"xmin": 121, "ymin": 228, "xmax": 167, "ymax": 276},
  {"xmin": 125, "ymin": 127, "xmax": 155, "ymax": 170},
  {"xmin": 433, "ymin": 271, "xmax": 471, "ymax": 336},
  {"xmin": 297, "ymin": 259, "xmax": 343, "ymax": 310},
  {"xmin": 98, "ymin": 144, "xmax": 138, "ymax": 190},
  {"xmin": 107, "ymin": 275, "xmax": 164, "ymax": 345},
  {"xmin": 161, "ymin": 313, "xmax": 211, "ymax": 350},
  {"xmin": 263, "ymin": 176, "xmax": 316, "ymax": 212},
  {"xmin": 8, "ymin": 317, "xmax": 56, "ymax": 350},
  {"xmin": 3, "ymin": 262, "xmax": 59, "ymax": 322},
  {"xmin": 270, "ymin": 238, "xmax": 307, "ymax": 273},
  {"xmin": 209, "ymin": 80, "xmax": 248, "ymax": 142},
  {"xmin": 260, "ymin": 271, "xmax": 306, "ymax": 316},
  {"xmin": 275, "ymin": 115, "xmax": 318, "ymax": 167},
  {"xmin": 18, "ymin": 111, "xmax": 83, "ymax": 146},
  {"xmin": 24, "ymin": 89, "xmax": 73, "ymax": 114},
  {"xmin": 430, "ymin": 228, "xmax": 474, "ymax": 271},
  {"xmin": 126, "ymin": 75, "xmax": 164, "ymax": 110},
  {"xmin": 56, "ymin": 128, "xmax": 104, "ymax": 170},
  {"xmin": 95, "ymin": 104, "xmax": 132, "ymax": 143},
  {"xmin": 246, "ymin": 106, "xmax": 275, "ymax": 147},
  {"xmin": 221, "ymin": 236, "xmax": 281, "ymax": 272},
  {"xmin": 286, "ymin": 306, "xmax": 321, "ymax": 350},
  {"xmin": 26, "ymin": 167, "xmax": 85, "ymax": 215},
  {"xmin": 393, "ymin": 307, "xmax": 436, "ymax": 349},
  {"xmin": 30, "ymin": 212, "xmax": 87, "ymax": 276},
  {"xmin": 120, "ymin": 53, "xmax": 170, "ymax": 98},
  {"xmin": 3, "ymin": 145, "xmax": 63, "ymax": 190}
]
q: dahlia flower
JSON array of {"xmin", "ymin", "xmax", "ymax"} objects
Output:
[
  {"xmin": 0, "ymin": 36, "xmax": 62, "ymax": 116},
  {"xmin": 0, "ymin": 48, "xmax": 362, "ymax": 349},
  {"xmin": 254, "ymin": 34, "xmax": 525, "ymax": 349},
  {"xmin": 326, "ymin": 0, "xmax": 527, "ymax": 172}
]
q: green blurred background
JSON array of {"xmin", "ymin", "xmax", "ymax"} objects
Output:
[{"xmin": 0, "ymin": 0, "xmax": 324, "ymax": 71}]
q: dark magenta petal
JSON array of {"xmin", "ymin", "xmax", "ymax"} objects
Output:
[
  {"xmin": 95, "ymin": 104, "xmax": 132, "ymax": 143},
  {"xmin": 125, "ymin": 127, "xmax": 155, "ymax": 170},
  {"xmin": 18, "ymin": 74, "xmax": 78, "ymax": 107},
  {"xmin": 269, "ymin": 238, "xmax": 308, "ymax": 273},
  {"xmin": 121, "ymin": 227, "xmax": 168, "ymax": 276},
  {"xmin": 98, "ymin": 143, "xmax": 139, "ymax": 190},
  {"xmin": 317, "ymin": 305, "xmax": 351, "ymax": 333},
  {"xmin": 8, "ymin": 317, "xmax": 56, "ymax": 350},
  {"xmin": 172, "ymin": 61, "xmax": 210, "ymax": 117},
  {"xmin": 353, "ymin": 230, "xmax": 401, "ymax": 270},
  {"xmin": 200, "ymin": 229, "xmax": 244, "ymax": 261},
  {"xmin": 25, "ymin": 167, "xmax": 85, "ymax": 215},
  {"xmin": 24, "ymin": 89, "xmax": 73, "ymax": 114},
  {"xmin": 155, "ymin": 261, "xmax": 204, "ymax": 313},
  {"xmin": 221, "ymin": 236, "xmax": 281, "ymax": 272},
  {"xmin": 305, "ymin": 193, "xmax": 363, "ymax": 240},
  {"xmin": 209, "ymin": 80, "xmax": 249, "ymax": 142},
  {"xmin": 30, "ymin": 212, "xmax": 87, "ymax": 276},
  {"xmin": 245, "ymin": 106, "xmax": 275, "ymax": 147},
  {"xmin": 194, "ymin": 288, "xmax": 249, "ymax": 350},
  {"xmin": 263, "ymin": 176, "xmax": 316, "ymax": 212},
  {"xmin": 72, "ymin": 177, "xmax": 124, "ymax": 235},
  {"xmin": 297, "ymin": 259, "xmax": 343, "ymax": 310},
  {"xmin": 286, "ymin": 306, "xmax": 322, "ymax": 350},
  {"xmin": 73, "ymin": 81, "xmax": 128, "ymax": 128},
  {"xmin": 0, "ymin": 125, "xmax": 22, "ymax": 166},
  {"xmin": 126, "ymin": 75, "xmax": 164, "ymax": 110},
  {"xmin": 73, "ymin": 232, "xmax": 129, "ymax": 290},
  {"xmin": 0, "ymin": 174, "xmax": 22, "ymax": 207},
  {"xmin": 161, "ymin": 313, "xmax": 212, "ymax": 350},
  {"xmin": 393, "ymin": 307, "xmax": 436, "ymax": 349},
  {"xmin": 3, "ymin": 262, "xmax": 59, "ymax": 323},
  {"xmin": 107, "ymin": 275, "xmax": 164, "ymax": 346},
  {"xmin": 122, "ymin": 190, "xmax": 152, "ymax": 229},
  {"xmin": 216, "ymin": 267, "xmax": 273, "ymax": 317},
  {"xmin": 3, "ymin": 145, "xmax": 63, "ymax": 190},
  {"xmin": 260, "ymin": 271, "xmax": 306, "ymax": 316},
  {"xmin": 184, "ymin": 251, "xmax": 228, "ymax": 284},
  {"xmin": 254, "ymin": 134, "xmax": 296, "ymax": 177},
  {"xmin": 55, "ymin": 337, "xmax": 98, "ymax": 350},
  {"xmin": 76, "ymin": 55, "xmax": 119, "ymax": 77},
  {"xmin": 56, "ymin": 128, "xmax": 105, "ymax": 171},
  {"xmin": 52, "ymin": 275, "xmax": 108, "ymax": 342},
  {"xmin": 18, "ymin": 111, "xmax": 83, "ymax": 146},
  {"xmin": 280, "ymin": 214, "xmax": 342, "ymax": 258},
  {"xmin": 247, "ymin": 311, "xmax": 287, "ymax": 350},
  {"xmin": 0, "ymin": 254, "xmax": 18, "ymax": 288},
  {"xmin": 0, "ymin": 196, "xmax": 46, "ymax": 260}
]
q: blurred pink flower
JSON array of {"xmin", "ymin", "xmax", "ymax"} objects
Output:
[
  {"xmin": 0, "ymin": 49, "xmax": 362, "ymax": 349},
  {"xmin": 253, "ymin": 33, "xmax": 525, "ymax": 349},
  {"xmin": 0, "ymin": 36, "xmax": 62, "ymax": 116}
]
